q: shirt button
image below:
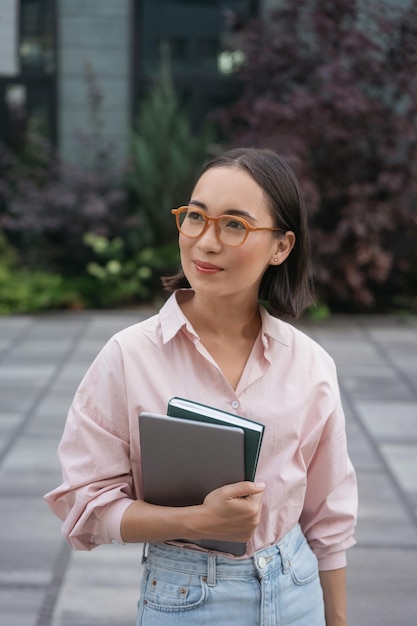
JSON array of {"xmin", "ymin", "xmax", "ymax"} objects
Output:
[
  {"xmin": 258, "ymin": 556, "xmax": 267, "ymax": 569},
  {"xmin": 231, "ymin": 401, "xmax": 239, "ymax": 409}
]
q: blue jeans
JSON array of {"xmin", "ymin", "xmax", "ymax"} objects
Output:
[{"xmin": 137, "ymin": 524, "xmax": 325, "ymax": 625}]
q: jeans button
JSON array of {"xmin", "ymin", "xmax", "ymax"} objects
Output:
[{"xmin": 258, "ymin": 556, "xmax": 267, "ymax": 569}]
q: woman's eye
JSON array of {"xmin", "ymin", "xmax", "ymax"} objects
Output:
[
  {"xmin": 187, "ymin": 211, "xmax": 205, "ymax": 222},
  {"xmin": 224, "ymin": 218, "xmax": 246, "ymax": 230}
]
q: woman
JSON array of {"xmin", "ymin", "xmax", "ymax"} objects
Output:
[{"xmin": 45, "ymin": 147, "xmax": 357, "ymax": 625}]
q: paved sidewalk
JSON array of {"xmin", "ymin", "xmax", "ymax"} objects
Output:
[{"xmin": 0, "ymin": 311, "xmax": 416, "ymax": 626}]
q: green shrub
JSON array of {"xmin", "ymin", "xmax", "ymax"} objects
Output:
[
  {"xmin": 82, "ymin": 232, "xmax": 180, "ymax": 308},
  {"xmin": 126, "ymin": 46, "xmax": 216, "ymax": 249},
  {"xmin": 0, "ymin": 267, "xmax": 73, "ymax": 315},
  {"xmin": 0, "ymin": 230, "xmax": 82, "ymax": 314}
]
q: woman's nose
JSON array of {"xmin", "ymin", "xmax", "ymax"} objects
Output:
[{"xmin": 197, "ymin": 221, "xmax": 222, "ymax": 251}]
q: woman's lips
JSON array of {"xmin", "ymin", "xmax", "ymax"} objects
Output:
[{"xmin": 194, "ymin": 260, "xmax": 223, "ymax": 274}]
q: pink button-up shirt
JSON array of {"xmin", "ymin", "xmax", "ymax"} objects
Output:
[{"xmin": 45, "ymin": 290, "xmax": 357, "ymax": 570}]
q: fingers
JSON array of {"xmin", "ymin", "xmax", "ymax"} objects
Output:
[
  {"xmin": 200, "ymin": 481, "xmax": 266, "ymax": 543},
  {"xmin": 220, "ymin": 481, "xmax": 266, "ymax": 500}
]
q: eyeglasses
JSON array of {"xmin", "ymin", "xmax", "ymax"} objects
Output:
[{"xmin": 171, "ymin": 206, "xmax": 282, "ymax": 247}]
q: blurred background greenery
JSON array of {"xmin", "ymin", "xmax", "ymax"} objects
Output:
[{"xmin": 0, "ymin": 0, "xmax": 416, "ymax": 316}]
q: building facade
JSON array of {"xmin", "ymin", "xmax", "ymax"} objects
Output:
[{"xmin": 0, "ymin": 0, "xmax": 262, "ymax": 167}]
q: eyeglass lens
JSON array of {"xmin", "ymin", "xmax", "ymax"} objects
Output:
[{"xmin": 178, "ymin": 208, "xmax": 248, "ymax": 246}]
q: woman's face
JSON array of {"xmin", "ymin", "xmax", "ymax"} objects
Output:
[{"xmin": 179, "ymin": 166, "xmax": 294, "ymax": 304}]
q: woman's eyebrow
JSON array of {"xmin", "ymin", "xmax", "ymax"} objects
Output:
[
  {"xmin": 188, "ymin": 200, "xmax": 256, "ymax": 221},
  {"xmin": 188, "ymin": 200, "xmax": 207, "ymax": 209}
]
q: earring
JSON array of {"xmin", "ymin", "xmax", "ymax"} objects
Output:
[{"xmin": 273, "ymin": 258, "xmax": 278, "ymax": 262}]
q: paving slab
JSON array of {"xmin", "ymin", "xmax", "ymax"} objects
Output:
[
  {"xmin": 0, "ymin": 312, "xmax": 416, "ymax": 626},
  {"xmin": 347, "ymin": 547, "xmax": 417, "ymax": 626},
  {"xmin": 51, "ymin": 544, "xmax": 142, "ymax": 626}
]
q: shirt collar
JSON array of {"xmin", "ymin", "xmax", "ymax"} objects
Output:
[
  {"xmin": 159, "ymin": 289, "xmax": 291, "ymax": 348},
  {"xmin": 259, "ymin": 306, "xmax": 291, "ymax": 348},
  {"xmin": 159, "ymin": 290, "xmax": 198, "ymax": 344}
]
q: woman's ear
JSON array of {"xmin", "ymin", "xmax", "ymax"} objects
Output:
[{"xmin": 270, "ymin": 231, "xmax": 296, "ymax": 266}]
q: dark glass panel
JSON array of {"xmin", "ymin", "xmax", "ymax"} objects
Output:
[
  {"xmin": 20, "ymin": 0, "xmax": 56, "ymax": 74},
  {"xmin": 137, "ymin": 0, "xmax": 255, "ymax": 79}
]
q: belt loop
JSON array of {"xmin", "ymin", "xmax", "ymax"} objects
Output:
[
  {"xmin": 141, "ymin": 542, "xmax": 149, "ymax": 564},
  {"xmin": 207, "ymin": 552, "xmax": 217, "ymax": 587},
  {"xmin": 278, "ymin": 543, "xmax": 289, "ymax": 574}
]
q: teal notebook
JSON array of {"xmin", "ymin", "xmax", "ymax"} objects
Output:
[{"xmin": 167, "ymin": 397, "xmax": 265, "ymax": 482}]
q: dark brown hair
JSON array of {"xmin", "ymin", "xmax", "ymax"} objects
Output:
[{"xmin": 162, "ymin": 147, "xmax": 315, "ymax": 318}]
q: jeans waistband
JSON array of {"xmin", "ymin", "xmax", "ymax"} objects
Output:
[{"xmin": 143, "ymin": 524, "xmax": 303, "ymax": 586}]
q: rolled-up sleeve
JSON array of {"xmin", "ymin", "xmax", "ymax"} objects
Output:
[
  {"xmin": 44, "ymin": 340, "xmax": 135, "ymax": 550},
  {"xmin": 300, "ymin": 380, "xmax": 358, "ymax": 571}
]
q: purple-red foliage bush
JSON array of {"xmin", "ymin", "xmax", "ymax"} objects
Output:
[
  {"xmin": 219, "ymin": 0, "xmax": 417, "ymax": 311},
  {"xmin": 0, "ymin": 134, "xmax": 132, "ymax": 274}
]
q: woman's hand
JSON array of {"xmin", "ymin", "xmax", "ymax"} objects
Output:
[{"xmin": 194, "ymin": 481, "xmax": 266, "ymax": 543}]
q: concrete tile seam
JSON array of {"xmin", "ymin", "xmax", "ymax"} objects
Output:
[
  {"xmin": 0, "ymin": 318, "xmax": 92, "ymax": 468},
  {"xmin": 351, "ymin": 542, "xmax": 417, "ymax": 551},
  {"xmin": 358, "ymin": 322, "xmax": 417, "ymax": 399},
  {"xmin": 339, "ymin": 381, "xmax": 417, "ymax": 535},
  {"xmin": 34, "ymin": 540, "xmax": 72, "ymax": 626},
  {"xmin": 0, "ymin": 320, "xmax": 35, "ymax": 365}
]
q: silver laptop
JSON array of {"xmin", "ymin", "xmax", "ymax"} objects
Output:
[{"xmin": 139, "ymin": 412, "xmax": 247, "ymax": 555}]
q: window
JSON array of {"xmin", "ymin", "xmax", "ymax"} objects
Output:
[
  {"xmin": 134, "ymin": 0, "xmax": 258, "ymax": 129},
  {"xmin": 20, "ymin": 0, "xmax": 56, "ymax": 74},
  {"xmin": 0, "ymin": 0, "xmax": 57, "ymax": 148}
]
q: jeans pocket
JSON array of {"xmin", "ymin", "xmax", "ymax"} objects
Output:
[
  {"xmin": 142, "ymin": 565, "xmax": 209, "ymax": 613},
  {"xmin": 288, "ymin": 536, "xmax": 319, "ymax": 586}
]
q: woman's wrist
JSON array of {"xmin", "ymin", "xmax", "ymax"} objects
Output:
[{"xmin": 120, "ymin": 500, "xmax": 202, "ymax": 544}]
